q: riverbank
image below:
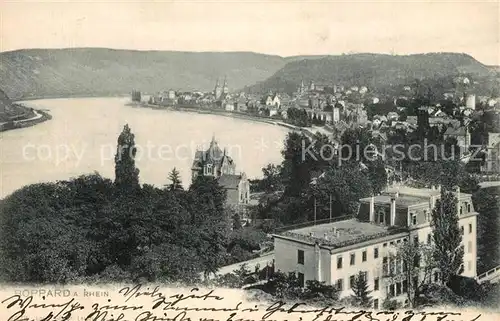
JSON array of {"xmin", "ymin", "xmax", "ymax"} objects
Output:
[
  {"xmin": 0, "ymin": 109, "xmax": 52, "ymax": 133},
  {"xmin": 128, "ymin": 101, "xmax": 327, "ymax": 137},
  {"xmin": 12, "ymin": 93, "xmax": 129, "ymax": 102}
]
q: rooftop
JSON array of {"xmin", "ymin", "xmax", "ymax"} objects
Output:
[
  {"xmin": 277, "ymin": 218, "xmax": 407, "ymax": 249},
  {"xmin": 359, "ymin": 186, "xmax": 472, "ymax": 206}
]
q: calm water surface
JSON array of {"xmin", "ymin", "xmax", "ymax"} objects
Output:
[{"xmin": 0, "ymin": 97, "xmax": 288, "ymax": 199}]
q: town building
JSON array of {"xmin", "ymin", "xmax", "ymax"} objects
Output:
[
  {"xmin": 264, "ymin": 93, "xmax": 281, "ymax": 109},
  {"xmin": 443, "ymin": 126, "xmax": 471, "ymax": 151},
  {"xmin": 214, "ymin": 77, "xmax": 229, "ymax": 101},
  {"xmin": 332, "ymin": 107, "xmax": 341, "ymax": 123},
  {"xmin": 191, "ymin": 136, "xmax": 236, "ymax": 180},
  {"xmin": 273, "ymin": 185, "xmax": 478, "ymax": 308},
  {"xmin": 191, "ymin": 136, "xmax": 251, "ymax": 210},
  {"xmin": 481, "ymin": 132, "xmax": 500, "ymax": 173},
  {"xmin": 466, "ymin": 94, "xmax": 476, "ymax": 110},
  {"xmin": 297, "ymin": 80, "xmax": 306, "ymax": 96}
]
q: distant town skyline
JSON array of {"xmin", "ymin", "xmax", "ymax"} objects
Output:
[{"xmin": 1, "ymin": 1, "xmax": 499, "ymax": 66}]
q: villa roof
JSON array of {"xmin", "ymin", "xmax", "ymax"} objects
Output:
[
  {"xmin": 275, "ymin": 218, "xmax": 407, "ymax": 250},
  {"xmin": 191, "ymin": 137, "xmax": 234, "ymax": 169}
]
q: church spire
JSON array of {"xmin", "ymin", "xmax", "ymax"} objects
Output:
[{"xmin": 223, "ymin": 76, "xmax": 229, "ymax": 94}]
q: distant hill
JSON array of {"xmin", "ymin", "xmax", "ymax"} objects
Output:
[
  {"xmin": 0, "ymin": 48, "xmax": 289, "ymax": 100},
  {"xmin": 1, "ymin": 49, "xmax": 495, "ymax": 100},
  {"xmin": 244, "ymin": 53, "xmax": 494, "ymax": 94}
]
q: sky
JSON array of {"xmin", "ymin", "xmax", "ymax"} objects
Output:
[{"xmin": 1, "ymin": 0, "xmax": 499, "ymax": 65}]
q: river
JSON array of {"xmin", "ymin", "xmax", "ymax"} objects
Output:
[{"xmin": 0, "ymin": 97, "xmax": 289, "ymax": 199}]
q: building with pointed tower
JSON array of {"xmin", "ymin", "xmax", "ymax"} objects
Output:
[
  {"xmin": 309, "ymin": 81, "xmax": 316, "ymax": 92},
  {"xmin": 214, "ymin": 79, "xmax": 223, "ymax": 100},
  {"xmin": 222, "ymin": 76, "xmax": 229, "ymax": 95},
  {"xmin": 297, "ymin": 79, "xmax": 306, "ymax": 96},
  {"xmin": 191, "ymin": 136, "xmax": 251, "ymax": 210}
]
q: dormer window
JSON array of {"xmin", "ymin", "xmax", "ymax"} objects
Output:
[{"xmin": 206, "ymin": 164, "xmax": 213, "ymax": 174}]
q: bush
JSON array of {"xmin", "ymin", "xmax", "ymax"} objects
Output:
[
  {"xmin": 447, "ymin": 275, "xmax": 483, "ymax": 301},
  {"xmin": 382, "ymin": 298, "xmax": 401, "ymax": 310},
  {"xmin": 419, "ymin": 283, "xmax": 469, "ymax": 307}
]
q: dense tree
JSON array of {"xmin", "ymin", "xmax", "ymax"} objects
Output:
[
  {"xmin": 390, "ymin": 242, "xmax": 436, "ymax": 308},
  {"xmin": 232, "ymin": 213, "xmax": 243, "ymax": 230},
  {"xmin": 350, "ymin": 271, "xmax": 372, "ymax": 308},
  {"xmin": 431, "ymin": 188, "xmax": 464, "ymax": 285},
  {"xmin": 340, "ymin": 127, "xmax": 374, "ymax": 163},
  {"xmin": 114, "ymin": 124, "xmax": 140, "ymax": 189},
  {"xmin": 167, "ymin": 167, "xmax": 183, "ymax": 191},
  {"xmin": 340, "ymin": 128, "xmax": 387, "ymax": 193},
  {"xmin": 281, "ymin": 132, "xmax": 314, "ymax": 197},
  {"xmin": 407, "ymin": 160, "xmax": 478, "ymax": 193},
  {"xmin": 286, "ymin": 108, "xmax": 312, "ymax": 127},
  {"xmin": 0, "ymin": 122, "xmax": 236, "ymax": 284},
  {"xmin": 365, "ymin": 101, "xmax": 397, "ymax": 120},
  {"xmin": 367, "ymin": 159, "xmax": 388, "ymax": 194},
  {"xmin": 473, "ymin": 187, "xmax": 500, "ymax": 273},
  {"xmin": 260, "ymin": 164, "xmax": 283, "ymax": 192},
  {"xmin": 307, "ymin": 163, "xmax": 372, "ymax": 218},
  {"xmin": 188, "ymin": 175, "xmax": 229, "ymax": 278}
]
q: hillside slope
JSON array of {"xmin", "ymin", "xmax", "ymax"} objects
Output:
[
  {"xmin": 0, "ymin": 48, "xmax": 287, "ymax": 99},
  {"xmin": 245, "ymin": 53, "xmax": 493, "ymax": 94},
  {"xmin": 0, "ymin": 88, "xmax": 27, "ymax": 122},
  {"xmin": 0, "ymin": 88, "xmax": 13, "ymax": 114}
]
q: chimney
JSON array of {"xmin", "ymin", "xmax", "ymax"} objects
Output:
[
  {"xmin": 390, "ymin": 197, "xmax": 396, "ymax": 226},
  {"xmin": 369, "ymin": 196, "xmax": 375, "ymax": 222}
]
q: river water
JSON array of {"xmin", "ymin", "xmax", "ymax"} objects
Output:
[{"xmin": 0, "ymin": 97, "xmax": 289, "ymax": 199}]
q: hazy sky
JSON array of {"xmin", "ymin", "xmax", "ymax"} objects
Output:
[{"xmin": 1, "ymin": 0, "xmax": 499, "ymax": 65}]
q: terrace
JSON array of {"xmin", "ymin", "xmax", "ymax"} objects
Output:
[
  {"xmin": 276, "ymin": 218, "xmax": 408, "ymax": 250},
  {"xmin": 359, "ymin": 194, "xmax": 428, "ymax": 207}
]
